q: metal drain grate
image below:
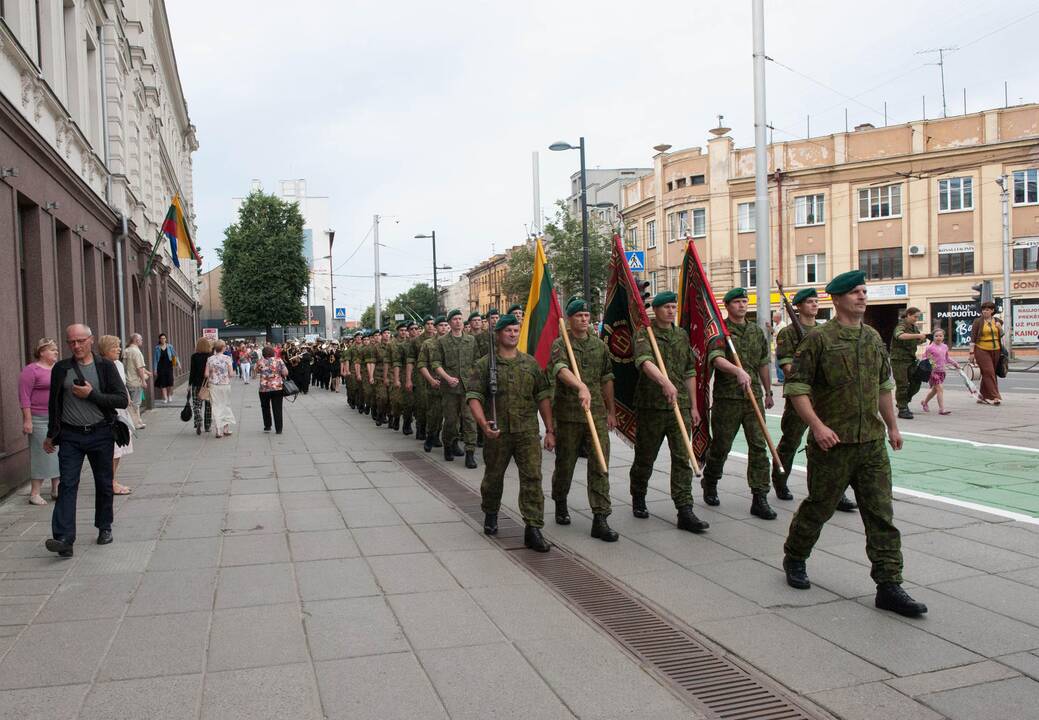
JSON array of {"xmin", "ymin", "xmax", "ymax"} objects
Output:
[{"xmin": 393, "ymin": 451, "xmax": 828, "ymax": 720}]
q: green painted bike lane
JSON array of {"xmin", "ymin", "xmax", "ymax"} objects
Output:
[{"xmin": 727, "ymin": 414, "xmax": 1039, "ymax": 519}]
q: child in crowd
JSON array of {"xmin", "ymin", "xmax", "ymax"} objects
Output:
[{"xmin": 922, "ymin": 328, "xmax": 959, "ymax": 415}]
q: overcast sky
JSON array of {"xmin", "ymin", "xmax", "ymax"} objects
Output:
[{"xmin": 167, "ymin": 0, "xmax": 1038, "ymax": 319}]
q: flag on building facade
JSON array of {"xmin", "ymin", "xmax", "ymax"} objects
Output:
[
  {"xmin": 518, "ymin": 238, "xmax": 562, "ymax": 368},
  {"xmin": 162, "ymin": 195, "xmax": 201, "ymax": 269},
  {"xmin": 676, "ymin": 238, "xmax": 727, "ymax": 463},
  {"xmin": 599, "ymin": 234, "xmax": 650, "ymax": 445}
]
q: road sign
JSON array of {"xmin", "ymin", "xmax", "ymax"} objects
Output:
[
  {"xmin": 394, "ymin": 313, "xmax": 405, "ymax": 321},
  {"xmin": 625, "ymin": 251, "xmax": 645, "ymax": 272},
  {"xmin": 334, "ymin": 307, "xmax": 347, "ymax": 320}
]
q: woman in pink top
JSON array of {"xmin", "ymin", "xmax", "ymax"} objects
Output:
[
  {"xmin": 921, "ymin": 328, "xmax": 960, "ymax": 415},
  {"xmin": 19, "ymin": 338, "xmax": 60, "ymax": 505}
]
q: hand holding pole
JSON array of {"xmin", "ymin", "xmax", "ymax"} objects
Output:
[
  {"xmin": 726, "ymin": 337, "xmax": 784, "ymax": 475},
  {"xmin": 645, "ymin": 325, "xmax": 702, "ymax": 476},
  {"xmin": 558, "ymin": 319, "xmax": 608, "ymax": 474}
]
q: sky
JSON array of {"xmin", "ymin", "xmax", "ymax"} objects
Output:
[{"xmin": 166, "ymin": 0, "xmax": 1039, "ymax": 321}]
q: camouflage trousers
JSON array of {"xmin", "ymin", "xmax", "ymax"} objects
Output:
[
  {"xmin": 773, "ymin": 401, "xmax": 808, "ymax": 489},
  {"xmin": 345, "ymin": 375, "xmax": 356, "ymax": 405},
  {"xmin": 784, "ymin": 439, "xmax": 903, "ymax": 584},
  {"xmin": 551, "ymin": 418, "xmax": 612, "ymax": 516},
  {"xmin": 364, "ymin": 381, "xmax": 375, "ymax": 410},
  {"xmin": 702, "ymin": 396, "xmax": 771, "ymax": 495},
  {"xmin": 425, "ymin": 386, "xmax": 443, "ymax": 438},
  {"xmin": 412, "ymin": 376, "xmax": 428, "ymax": 433},
  {"xmin": 891, "ymin": 360, "xmax": 922, "ymax": 411},
  {"xmin": 481, "ymin": 430, "xmax": 545, "ymax": 528},
  {"xmin": 400, "ymin": 372, "xmax": 416, "ymax": 423},
  {"xmin": 374, "ymin": 381, "xmax": 389, "ymax": 417},
  {"xmin": 629, "ymin": 408, "xmax": 694, "ymax": 508},
  {"xmin": 442, "ymin": 392, "xmax": 476, "ymax": 450},
  {"xmin": 389, "ymin": 382, "xmax": 403, "ymax": 418}
]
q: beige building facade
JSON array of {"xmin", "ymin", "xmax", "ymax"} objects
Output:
[
  {"xmin": 466, "ymin": 244, "xmax": 524, "ymax": 314},
  {"xmin": 621, "ymin": 105, "xmax": 1039, "ymax": 348}
]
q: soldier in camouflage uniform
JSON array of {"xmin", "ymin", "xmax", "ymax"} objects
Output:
[
  {"xmin": 386, "ymin": 325, "xmax": 406, "ymax": 431},
  {"xmin": 409, "ymin": 317, "xmax": 436, "ymax": 441},
  {"xmin": 343, "ymin": 336, "xmax": 356, "ymax": 409},
  {"xmin": 469, "ymin": 312, "xmax": 488, "ymax": 448},
  {"xmin": 550, "ymin": 298, "xmax": 618, "ymax": 541},
  {"xmin": 367, "ymin": 330, "xmax": 389, "ymax": 426},
  {"xmin": 629, "ymin": 291, "xmax": 710, "ymax": 533},
  {"xmin": 356, "ymin": 333, "xmax": 372, "ymax": 415},
  {"xmin": 419, "ymin": 317, "xmax": 449, "ymax": 452},
  {"xmin": 890, "ymin": 307, "xmax": 926, "ymax": 420},
  {"xmin": 395, "ymin": 322, "xmax": 418, "ymax": 435},
  {"xmin": 701, "ymin": 287, "xmax": 777, "ymax": 521},
  {"xmin": 433, "ymin": 309, "xmax": 479, "ymax": 468},
  {"xmin": 773, "ymin": 289, "xmax": 857, "ymax": 512},
  {"xmin": 782, "ymin": 270, "xmax": 927, "ymax": 617},
  {"xmin": 467, "ymin": 314, "xmax": 554, "ymax": 552}
]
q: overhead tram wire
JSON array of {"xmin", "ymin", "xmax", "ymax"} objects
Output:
[{"xmin": 333, "ymin": 224, "xmax": 375, "ymax": 273}]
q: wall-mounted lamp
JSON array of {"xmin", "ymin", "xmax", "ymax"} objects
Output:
[
  {"xmin": 1, "ymin": 167, "xmax": 18, "ymax": 178},
  {"xmin": 75, "ymin": 224, "xmax": 87, "ymax": 233},
  {"xmin": 44, "ymin": 202, "xmax": 59, "ymax": 210}
]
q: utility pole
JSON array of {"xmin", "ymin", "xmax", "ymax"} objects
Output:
[
  {"xmin": 373, "ymin": 214, "xmax": 382, "ymax": 329},
  {"xmin": 917, "ymin": 47, "xmax": 957, "ymax": 118},
  {"xmin": 532, "ymin": 151, "xmax": 541, "ymax": 235},
  {"xmin": 752, "ymin": 0, "xmax": 771, "ymax": 338},
  {"xmin": 578, "ymin": 137, "xmax": 589, "ymax": 301},
  {"xmin": 327, "ymin": 229, "xmax": 335, "ymax": 337},
  {"xmin": 999, "ymin": 175, "xmax": 1014, "ymax": 359}
]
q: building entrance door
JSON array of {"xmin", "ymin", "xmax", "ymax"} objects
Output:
[{"xmin": 865, "ymin": 303, "xmax": 905, "ymax": 347}]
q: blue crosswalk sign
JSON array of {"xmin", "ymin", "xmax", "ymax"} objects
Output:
[
  {"xmin": 334, "ymin": 307, "xmax": 347, "ymax": 320},
  {"xmin": 625, "ymin": 251, "xmax": 645, "ymax": 272}
]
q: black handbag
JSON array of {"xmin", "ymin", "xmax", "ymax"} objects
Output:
[
  {"xmin": 180, "ymin": 390, "xmax": 193, "ymax": 422},
  {"xmin": 282, "ymin": 379, "xmax": 300, "ymax": 398},
  {"xmin": 911, "ymin": 358, "xmax": 933, "ymax": 384},
  {"xmin": 996, "ymin": 346, "xmax": 1009, "ymax": 379}
]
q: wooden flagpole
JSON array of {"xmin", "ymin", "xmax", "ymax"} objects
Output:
[
  {"xmin": 725, "ymin": 337, "xmax": 784, "ymax": 475},
  {"xmin": 645, "ymin": 325, "xmax": 702, "ymax": 476},
  {"xmin": 558, "ymin": 319, "xmax": 608, "ymax": 474}
]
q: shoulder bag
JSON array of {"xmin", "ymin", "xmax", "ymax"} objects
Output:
[{"xmin": 180, "ymin": 389, "xmax": 193, "ymax": 422}]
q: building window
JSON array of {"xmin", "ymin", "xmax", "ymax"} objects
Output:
[
  {"xmin": 938, "ymin": 251, "xmax": 975, "ymax": 276},
  {"xmin": 739, "ymin": 259, "xmax": 756, "ymax": 288},
  {"xmin": 666, "ymin": 181, "xmax": 673, "ymax": 192},
  {"xmin": 669, "ymin": 267, "xmax": 678, "ymax": 290},
  {"xmin": 675, "ymin": 177, "xmax": 687, "ymax": 189},
  {"xmin": 626, "ymin": 227, "xmax": 638, "ymax": 250},
  {"xmin": 692, "ymin": 208, "xmax": 706, "ymax": 237},
  {"xmin": 690, "ymin": 174, "xmax": 705, "ymax": 186},
  {"xmin": 646, "ymin": 220, "xmax": 656, "ymax": 249},
  {"xmin": 668, "ymin": 211, "xmax": 690, "ymax": 242},
  {"xmin": 939, "ymin": 177, "xmax": 973, "ymax": 212},
  {"xmin": 796, "ymin": 253, "xmax": 826, "ymax": 284},
  {"xmin": 1014, "ymin": 246, "xmax": 1039, "ymax": 272},
  {"xmin": 737, "ymin": 202, "xmax": 756, "ymax": 233},
  {"xmin": 1013, "ymin": 169, "xmax": 1038, "ymax": 205},
  {"xmin": 859, "ymin": 247, "xmax": 903, "ymax": 280},
  {"xmin": 858, "ymin": 184, "xmax": 902, "ymax": 220},
  {"xmin": 650, "ymin": 271, "xmax": 659, "ymax": 295},
  {"xmin": 794, "ymin": 194, "xmax": 825, "ymax": 226}
]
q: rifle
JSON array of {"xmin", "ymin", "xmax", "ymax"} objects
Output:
[
  {"xmin": 776, "ymin": 279, "xmax": 805, "ymax": 344},
  {"xmin": 487, "ymin": 327, "xmax": 498, "ymax": 431}
]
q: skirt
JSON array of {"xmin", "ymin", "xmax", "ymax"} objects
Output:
[
  {"xmin": 928, "ymin": 370, "xmax": 946, "ymax": 388},
  {"xmin": 29, "ymin": 414, "xmax": 59, "ymax": 480},
  {"xmin": 210, "ymin": 383, "xmax": 236, "ymax": 428}
]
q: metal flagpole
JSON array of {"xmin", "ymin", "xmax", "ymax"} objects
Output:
[{"xmin": 752, "ymin": 0, "xmax": 772, "ymax": 341}]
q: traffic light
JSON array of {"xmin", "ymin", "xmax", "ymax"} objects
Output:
[
  {"xmin": 970, "ymin": 280, "xmax": 993, "ymax": 304},
  {"xmin": 639, "ymin": 281, "xmax": 652, "ymax": 308}
]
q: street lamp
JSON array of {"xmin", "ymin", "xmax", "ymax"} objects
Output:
[
  {"xmin": 414, "ymin": 231, "xmax": 440, "ymax": 313},
  {"xmin": 549, "ymin": 137, "xmax": 589, "ymax": 301}
]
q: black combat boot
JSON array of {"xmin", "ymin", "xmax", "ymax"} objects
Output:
[
  {"xmin": 676, "ymin": 505, "xmax": 709, "ymax": 533},
  {"xmin": 524, "ymin": 526, "xmax": 551, "ymax": 552},
  {"xmin": 443, "ymin": 444, "xmax": 454, "ymax": 461},
  {"xmin": 631, "ymin": 495, "xmax": 649, "ymax": 519},
  {"xmin": 416, "ymin": 425, "xmax": 426, "ymax": 441},
  {"xmin": 898, "ymin": 408, "xmax": 914, "ymax": 420},
  {"xmin": 452, "ymin": 440, "xmax": 464, "ymax": 457},
  {"xmin": 591, "ymin": 514, "xmax": 619, "ymax": 542},
  {"xmin": 750, "ymin": 493, "xmax": 777, "ymax": 520},
  {"xmin": 836, "ymin": 493, "xmax": 858, "ymax": 512},
  {"xmin": 703, "ymin": 486, "xmax": 720, "ymax": 506},
  {"xmin": 554, "ymin": 500, "xmax": 571, "ymax": 525},
  {"xmin": 431, "ymin": 434, "xmax": 443, "ymax": 448},
  {"xmin": 483, "ymin": 513, "xmax": 498, "ymax": 535},
  {"xmin": 402, "ymin": 419, "xmax": 413, "ymax": 435},
  {"xmin": 374, "ymin": 413, "xmax": 383, "ymax": 427},
  {"xmin": 772, "ymin": 474, "xmax": 794, "ymax": 501},
  {"xmin": 783, "ymin": 556, "xmax": 811, "ymax": 589},
  {"xmin": 875, "ymin": 583, "xmax": 928, "ymax": 617},
  {"xmin": 464, "ymin": 451, "xmax": 477, "ymax": 469}
]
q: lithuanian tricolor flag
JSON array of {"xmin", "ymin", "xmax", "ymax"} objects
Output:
[
  {"xmin": 162, "ymin": 195, "xmax": 201, "ymax": 268},
  {"xmin": 518, "ymin": 238, "xmax": 562, "ymax": 368}
]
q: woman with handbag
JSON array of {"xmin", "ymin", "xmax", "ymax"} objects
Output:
[
  {"xmin": 189, "ymin": 337, "xmax": 214, "ymax": 435},
  {"xmin": 206, "ymin": 340, "xmax": 236, "ymax": 438},
  {"xmin": 98, "ymin": 336, "xmax": 135, "ymax": 495},
  {"xmin": 256, "ymin": 345, "xmax": 289, "ymax": 434},
  {"xmin": 969, "ymin": 302, "xmax": 1004, "ymax": 405}
]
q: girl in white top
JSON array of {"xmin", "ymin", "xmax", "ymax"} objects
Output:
[{"xmin": 206, "ymin": 339, "xmax": 237, "ymax": 438}]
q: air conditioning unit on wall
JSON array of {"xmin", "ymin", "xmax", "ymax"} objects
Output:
[{"xmin": 908, "ymin": 244, "xmax": 926, "ymax": 257}]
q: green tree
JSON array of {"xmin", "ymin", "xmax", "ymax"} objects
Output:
[
  {"xmin": 387, "ymin": 283, "xmax": 437, "ymax": 321},
  {"xmin": 219, "ymin": 191, "xmax": 309, "ymax": 339},
  {"xmin": 503, "ymin": 242, "xmax": 534, "ymax": 306},
  {"xmin": 360, "ymin": 304, "xmax": 376, "ymax": 329}
]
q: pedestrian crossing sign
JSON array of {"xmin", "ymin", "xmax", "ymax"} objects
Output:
[
  {"xmin": 625, "ymin": 251, "xmax": 645, "ymax": 272},
  {"xmin": 334, "ymin": 307, "xmax": 347, "ymax": 320}
]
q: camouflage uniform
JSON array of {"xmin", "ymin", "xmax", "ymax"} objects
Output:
[
  {"xmin": 550, "ymin": 332, "xmax": 614, "ymax": 515},
  {"xmin": 890, "ymin": 320, "xmax": 924, "ymax": 411},
  {"xmin": 701, "ymin": 319, "xmax": 771, "ymax": 495},
  {"xmin": 410, "ymin": 332, "xmax": 435, "ymax": 436},
  {"xmin": 389, "ymin": 338, "xmax": 404, "ymax": 420},
  {"xmin": 417, "ymin": 336, "xmax": 443, "ymax": 440},
  {"xmin": 433, "ymin": 333, "xmax": 478, "ymax": 451},
  {"xmin": 629, "ymin": 325, "xmax": 698, "ymax": 508},
  {"xmin": 467, "ymin": 351, "xmax": 552, "ymax": 527},
  {"xmin": 362, "ymin": 342, "xmax": 376, "ymax": 411},
  {"xmin": 773, "ymin": 320, "xmax": 816, "ymax": 489},
  {"xmin": 372, "ymin": 341, "xmax": 390, "ymax": 418},
  {"xmin": 783, "ymin": 320, "xmax": 903, "ymax": 584},
  {"xmin": 342, "ymin": 345, "xmax": 355, "ymax": 406}
]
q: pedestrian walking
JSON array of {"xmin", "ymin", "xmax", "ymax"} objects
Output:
[
  {"xmin": 781, "ymin": 271, "xmax": 927, "ymax": 617},
  {"xmin": 921, "ymin": 329, "xmax": 959, "ymax": 415},
  {"xmin": 890, "ymin": 308, "xmax": 927, "ymax": 419},
  {"xmin": 409, "ymin": 318, "xmax": 436, "ymax": 440},
  {"xmin": 97, "ymin": 336, "xmax": 134, "ymax": 495},
  {"xmin": 152, "ymin": 333, "xmax": 177, "ymax": 403},
  {"xmin": 419, "ymin": 317, "xmax": 449, "ymax": 452},
  {"xmin": 700, "ymin": 287, "xmax": 777, "ymax": 520},
  {"xmin": 239, "ymin": 344, "xmax": 253, "ymax": 384},
  {"xmin": 189, "ymin": 337, "xmax": 213, "ymax": 435},
  {"xmin": 969, "ymin": 301, "xmax": 1004, "ymax": 405},
  {"xmin": 122, "ymin": 334, "xmax": 150, "ymax": 428},
  {"xmin": 206, "ymin": 340, "xmax": 236, "ymax": 438},
  {"xmin": 628, "ymin": 291, "xmax": 709, "ymax": 533},
  {"xmin": 43, "ymin": 324, "xmax": 128, "ymax": 557},
  {"xmin": 467, "ymin": 314, "xmax": 554, "ymax": 552},
  {"xmin": 433, "ymin": 309, "xmax": 478, "ymax": 467},
  {"xmin": 256, "ymin": 346, "xmax": 288, "ymax": 433},
  {"xmin": 19, "ymin": 337, "xmax": 61, "ymax": 505}
]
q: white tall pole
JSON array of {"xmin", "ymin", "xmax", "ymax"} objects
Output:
[
  {"xmin": 532, "ymin": 151, "xmax": 541, "ymax": 235},
  {"xmin": 752, "ymin": 0, "xmax": 771, "ymax": 338},
  {"xmin": 373, "ymin": 214, "xmax": 382, "ymax": 329},
  {"xmin": 1001, "ymin": 176, "xmax": 1013, "ymax": 359}
]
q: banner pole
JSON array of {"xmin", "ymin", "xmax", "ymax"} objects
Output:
[
  {"xmin": 726, "ymin": 336, "xmax": 784, "ymax": 474},
  {"xmin": 558, "ymin": 319, "xmax": 608, "ymax": 474},
  {"xmin": 646, "ymin": 325, "xmax": 702, "ymax": 476}
]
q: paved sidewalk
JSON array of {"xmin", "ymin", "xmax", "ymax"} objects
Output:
[{"xmin": 1, "ymin": 382, "xmax": 1039, "ymax": 719}]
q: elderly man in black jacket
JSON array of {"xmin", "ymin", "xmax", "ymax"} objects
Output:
[{"xmin": 43, "ymin": 324, "xmax": 128, "ymax": 557}]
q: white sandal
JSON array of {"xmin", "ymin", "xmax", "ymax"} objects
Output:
[{"xmin": 28, "ymin": 494, "xmax": 47, "ymax": 506}]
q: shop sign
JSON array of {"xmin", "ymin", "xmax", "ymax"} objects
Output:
[
  {"xmin": 868, "ymin": 283, "xmax": 909, "ymax": 300},
  {"xmin": 202, "ymin": 327, "xmax": 219, "ymax": 339},
  {"xmin": 1013, "ymin": 304, "xmax": 1039, "ymax": 345},
  {"xmin": 938, "ymin": 243, "xmax": 974, "ymax": 255}
]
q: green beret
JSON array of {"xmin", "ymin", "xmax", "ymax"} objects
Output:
[
  {"xmin": 723, "ymin": 287, "xmax": 748, "ymax": 304},
  {"xmin": 435, "ymin": 315, "xmax": 447, "ymax": 324},
  {"xmin": 565, "ymin": 298, "xmax": 589, "ymax": 316},
  {"xmin": 507, "ymin": 304, "xmax": 523, "ymax": 314},
  {"xmin": 447, "ymin": 309, "xmax": 462, "ymax": 321},
  {"xmin": 468, "ymin": 311, "xmax": 481, "ymax": 321},
  {"xmin": 407, "ymin": 321, "xmax": 418, "ymax": 329},
  {"xmin": 486, "ymin": 307, "xmax": 500, "ymax": 317},
  {"xmin": 791, "ymin": 288, "xmax": 818, "ymax": 305},
  {"xmin": 382, "ymin": 327, "xmax": 392, "ymax": 333},
  {"xmin": 651, "ymin": 291, "xmax": 678, "ymax": 308},
  {"xmin": 423, "ymin": 315, "xmax": 434, "ymax": 323},
  {"xmin": 825, "ymin": 270, "xmax": 866, "ymax": 295},
  {"xmin": 495, "ymin": 314, "xmax": 520, "ymax": 331}
]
